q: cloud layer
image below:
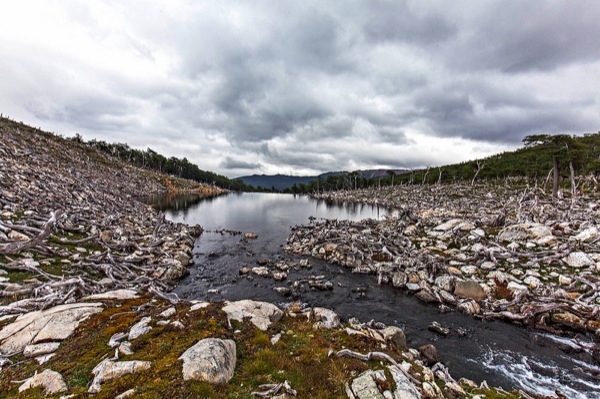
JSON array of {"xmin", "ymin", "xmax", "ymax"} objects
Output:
[{"xmin": 1, "ymin": 1, "xmax": 599, "ymax": 176}]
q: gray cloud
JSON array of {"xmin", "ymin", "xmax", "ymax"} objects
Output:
[{"xmin": 1, "ymin": 1, "xmax": 599, "ymax": 177}]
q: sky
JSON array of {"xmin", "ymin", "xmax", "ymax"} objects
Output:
[{"xmin": 1, "ymin": 1, "xmax": 599, "ymax": 177}]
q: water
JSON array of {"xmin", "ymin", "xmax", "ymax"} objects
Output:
[{"xmin": 147, "ymin": 192, "xmax": 600, "ymax": 398}]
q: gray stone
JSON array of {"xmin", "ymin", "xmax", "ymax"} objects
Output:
[
  {"xmin": 313, "ymin": 307, "xmax": 341, "ymax": 329},
  {"xmin": 19, "ymin": 369, "xmax": 67, "ymax": 395},
  {"xmin": 116, "ymin": 389, "xmax": 136, "ymax": 399},
  {"xmin": 0, "ymin": 302, "xmax": 103, "ymax": 354},
  {"xmin": 453, "ymin": 280, "xmax": 486, "ymax": 301},
  {"xmin": 433, "ymin": 219, "xmax": 463, "ymax": 232},
  {"xmin": 23, "ymin": 342, "xmax": 61, "ymax": 358},
  {"xmin": 434, "ymin": 275, "xmax": 455, "ymax": 292},
  {"xmin": 563, "ymin": 252, "xmax": 594, "ymax": 268},
  {"xmin": 128, "ymin": 317, "xmax": 152, "ymax": 340},
  {"xmin": 457, "ymin": 299, "xmax": 481, "ymax": 315},
  {"xmin": 89, "ymin": 359, "xmax": 151, "ymax": 393},
  {"xmin": 222, "ymin": 300, "xmax": 283, "ymax": 331},
  {"xmin": 418, "ymin": 344, "xmax": 439, "ymax": 366},
  {"xmin": 571, "ymin": 227, "xmax": 599, "ymax": 242},
  {"xmin": 498, "ymin": 223, "xmax": 552, "ymax": 242},
  {"xmin": 388, "ymin": 365, "xmax": 421, "ymax": 399},
  {"xmin": 381, "ymin": 326, "xmax": 406, "ymax": 348},
  {"xmin": 159, "ymin": 307, "xmax": 177, "ymax": 318},
  {"xmin": 179, "ymin": 338, "xmax": 236, "ymax": 383},
  {"xmin": 350, "ymin": 370, "xmax": 386, "ymax": 399}
]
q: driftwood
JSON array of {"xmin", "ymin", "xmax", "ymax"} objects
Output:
[{"xmin": 0, "ymin": 212, "xmax": 59, "ymax": 255}]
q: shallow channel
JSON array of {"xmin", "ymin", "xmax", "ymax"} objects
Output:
[{"xmin": 147, "ymin": 192, "xmax": 599, "ymax": 398}]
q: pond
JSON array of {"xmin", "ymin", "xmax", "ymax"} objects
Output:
[{"xmin": 146, "ymin": 192, "xmax": 599, "ymax": 398}]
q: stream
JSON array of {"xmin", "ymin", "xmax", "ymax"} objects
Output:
[{"xmin": 147, "ymin": 192, "xmax": 599, "ymax": 398}]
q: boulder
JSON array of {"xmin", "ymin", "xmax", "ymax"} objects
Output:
[
  {"xmin": 0, "ymin": 302, "xmax": 103, "ymax": 354},
  {"xmin": 433, "ymin": 219, "xmax": 463, "ymax": 232},
  {"xmin": 453, "ymin": 280, "xmax": 486, "ymax": 301},
  {"xmin": 348, "ymin": 369, "xmax": 386, "ymax": 399},
  {"xmin": 23, "ymin": 342, "xmax": 61, "ymax": 358},
  {"xmin": 418, "ymin": 344, "xmax": 440, "ymax": 366},
  {"xmin": 498, "ymin": 223, "xmax": 552, "ymax": 242},
  {"xmin": 89, "ymin": 359, "xmax": 151, "ymax": 393},
  {"xmin": 128, "ymin": 317, "xmax": 152, "ymax": 340},
  {"xmin": 19, "ymin": 369, "xmax": 67, "ymax": 395},
  {"xmin": 179, "ymin": 338, "xmax": 236, "ymax": 383},
  {"xmin": 563, "ymin": 252, "xmax": 594, "ymax": 268},
  {"xmin": 222, "ymin": 300, "xmax": 283, "ymax": 331},
  {"xmin": 159, "ymin": 307, "xmax": 177, "ymax": 319},
  {"xmin": 388, "ymin": 365, "xmax": 421, "ymax": 399},
  {"xmin": 380, "ymin": 326, "xmax": 406, "ymax": 348},
  {"xmin": 313, "ymin": 307, "xmax": 341, "ymax": 329}
]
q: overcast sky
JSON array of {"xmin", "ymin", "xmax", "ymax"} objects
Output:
[{"xmin": 1, "ymin": 1, "xmax": 599, "ymax": 177}]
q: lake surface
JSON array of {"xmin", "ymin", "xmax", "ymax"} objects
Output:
[{"xmin": 148, "ymin": 192, "xmax": 599, "ymax": 398}]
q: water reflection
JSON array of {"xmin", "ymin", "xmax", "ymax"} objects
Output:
[
  {"xmin": 140, "ymin": 192, "xmax": 226, "ymax": 217},
  {"xmin": 146, "ymin": 192, "xmax": 389, "ymax": 232}
]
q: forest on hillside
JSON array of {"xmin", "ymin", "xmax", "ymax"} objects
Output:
[
  {"xmin": 284, "ymin": 132, "xmax": 600, "ymax": 194},
  {"xmin": 72, "ymin": 135, "xmax": 254, "ymax": 191}
]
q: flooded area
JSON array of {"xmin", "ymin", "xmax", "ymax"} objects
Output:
[{"xmin": 148, "ymin": 192, "xmax": 600, "ymax": 398}]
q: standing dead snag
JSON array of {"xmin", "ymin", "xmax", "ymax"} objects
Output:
[{"xmin": 471, "ymin": 161, "xmax": 485, "ymax": 186}]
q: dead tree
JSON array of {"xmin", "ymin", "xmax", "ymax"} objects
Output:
[{"xmin": 471, "ymin": 161, "xmax": 485, "ymax": 186}]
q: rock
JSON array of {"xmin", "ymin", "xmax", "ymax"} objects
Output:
[
  {"xmin": 434, "ymin": 275, "xmax": 455, "ymax": 292},
  {"xmin": 8, "ymin": 230, "xmax": 30, "ymax": 241},
  {"xmin": 273, "ymin": 286, "xmax": 292, "ymax": 297},
  {"xmin": 154, "ymin": 259, "xmax": 188, "ymax": 281},
  {"xmin": 551, "ymin": 312, "xmax": 586, "ymax": 332},
  {"xmin": 349, "ymin": 369, "xmax": 387, "ymax": 399},
  {"xmin": 0, "ymin": 302, "xmax": 104, "ymax": 354},
  {"xmin": 563, "ymin": 252, "xmax": 594, "ymax": 268},
  {"xmin": 460, "ymin": 265, "xmax": 479, "ymax": 276},
  {"xmin": 128, "ymin": 317, "xmax": 152, "ymax": 340},
  {"xmin": 558, "ymin": 275, "xmax": 572, "ymax": 285},
  {"xmin": 388, "ymin": 365, "xmax": 421, "ymax": 399},
  {"xmin": 115, "ymin": 389, "xmax": 137, "ymax": 399},
  {"xmin": 89, "ymin": 359, "xmax": 151, "ymax": 393},
  {"xmin": 381, "ymin": 326, "xmax": 406, "ymax": 348},
  {"xmin": 175, "ymin": 251, "xmax": 191, "ymax": 266},
  {"xmin": 313, "ymin": 307, "xmax": 341, "ymax": 329},
  {"xmin": 271, "ymin": 333, "xmax": 282, "ymax": 345},
  {"xmin": 119, "ymin": 341, "xmax": 134, "ymax": 355},
  {"xmin": 23, "ymin": 342, "xmax": 61, "ymax": 358},
  {"xmin": 453, "ymin": 280, "xmax": 486, "ymax": 301},
  {"xmin": 428, "ymin": 321, "xmax": 450, "ymax": 336},
  {"xmin": 415, "ymin": 290, "xmax": 438, "ymax": 304},
  {"xmin": 84, "ymin": 289, "xmax": 140, "ymax": 300},
  {"xmin": 522, "ymin": 275, "xmax": 541, "ymax": 289},
  {"xmin": 19, "ymin": 369, "xmax": 67, "ymax": 395},
  {"xmin": 272, "ymin": 271, "xmax": 287, "ymax": 281},
  {"xmin": 189, "ymin": 301, "xmax": 210, "ymax": 311},
  {"xmin": 222, "ymin": 300, "xmax": 283, "ymax": 331},
  {"xmin": 507, "ymin": 281, "xmax": 528, "ymax": 294},
  {"xmin": 159, "ymin": 307, "xmax": 177, "ymax": 318},
  {"xmin": 179, "ymin": 338, "xmax": 236, "ymax": 383},
  {"xmin": 244, "ymin": 232, "xmax": 258, "ymax": 239},
  {"xmin": 252, "ymin": 266, "xmax": 270, "ymax": 277},
  {"xmin": 433, "ymin": 219, "xmax": 463, "ymax": 232},
  {"xmin": 419, "ymin": 344, "xmax": 440, "ymax": 366},
  {"xmin": 498, "ymin": 223, "xmax": 552, "ymax": 242},
  {"xmin": 571, "ymin": 227, "xmax": 599, "ymax": 242},
  {"xmin": 457, "ymin": 299, "xmax": 481, "ymax": 315}
]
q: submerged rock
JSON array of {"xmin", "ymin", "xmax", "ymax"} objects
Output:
[{"xmin": 179, "ymin": 338, "xmax": 236, "ymax": 383}]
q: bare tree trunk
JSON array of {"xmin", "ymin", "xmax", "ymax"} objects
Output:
[
  {"xmin": 437, "ymin": 168, "xmax": 443, "ymax": 185},
  {"xmin": 553, "ymin": 157, "xmax": 559, "ymax": 198},
  {"xmin": 471, "ymin": 161, "xmax": 485, "ymax": 186},
  {"xmin": 421, "ymin": 167, "xmax": 430, "ymax": 185},
  {"xmin": 569, "ymin": 161, "xmax": 576, "ymax": 197}
]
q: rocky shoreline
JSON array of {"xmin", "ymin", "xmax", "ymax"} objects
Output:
[
  {"xmin": 0, "ymin": 119, "xmax": 592, "ymax": 397},
  {"xmin": 284, "ymin": 185, "xmax": 600, "ymax": 349},
  {"xmin": 1, "ymin": 290, "xmax": 540, "ymax": 399}
]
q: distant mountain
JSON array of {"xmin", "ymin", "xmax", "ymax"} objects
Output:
[
  {"xmin": 238, "ymin": 169, "xmax": 406, "ymax": 191},
  {"xmin": 237, "ymin": 174, "xmax": 323, "ymax": 191}
]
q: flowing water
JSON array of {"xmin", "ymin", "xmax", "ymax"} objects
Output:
[{"xmin": 146, "ymin": 192, "xmax": 599, "ymax": 398}]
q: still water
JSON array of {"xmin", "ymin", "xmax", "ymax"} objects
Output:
[{"xmin": 148, "ymin": 192, "xmax": 599, "ymax": 398}]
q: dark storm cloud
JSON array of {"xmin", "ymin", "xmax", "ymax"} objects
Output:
[
  {"xmin": 2, "ymin": 1, "xmax": 600, "ymax": 176},
  {"xmin": 220, "ymin": 156, "xmax": 262, "ymax": 170},
  {"xmin": 446, "ymin": 1, "xmax": 600, "ymax": 73}
]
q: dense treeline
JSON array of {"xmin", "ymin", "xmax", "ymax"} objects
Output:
[
  {"xmin": 285, "ymin": 132, "xmax": 600, "ymax": 194},
  {"xmin": 71, "ymin": 135, "xmax": 254, "ymax": 191}
]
